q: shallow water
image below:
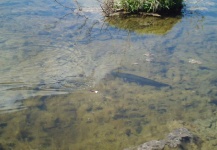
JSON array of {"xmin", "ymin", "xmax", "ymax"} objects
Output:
[{"xmin": 0, "ymin": 0, "xmax": 217, "ymax": 149}]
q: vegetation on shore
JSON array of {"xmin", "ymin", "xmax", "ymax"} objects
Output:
[{"xmin": 101, "ymin": 0, "xmax": 184, "ymax": 16}]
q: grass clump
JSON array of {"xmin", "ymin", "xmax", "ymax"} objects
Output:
[{"xmin": 103, "ymin": 0, "xmax": 184, "ymax": 16}]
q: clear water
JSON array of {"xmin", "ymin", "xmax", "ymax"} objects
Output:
[{"xmin": 0, "ymin": 0, "xmax": 216, "ymax": 149}]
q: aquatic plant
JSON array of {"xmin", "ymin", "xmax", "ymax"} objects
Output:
[{"xmin": 101, "ymin": 0, "xmax": 184, "ymax": 16}]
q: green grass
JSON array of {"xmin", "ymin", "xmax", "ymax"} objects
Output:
[{"xmin": 113, "ymin": 0, "xmax": 184, "ymax": 14}]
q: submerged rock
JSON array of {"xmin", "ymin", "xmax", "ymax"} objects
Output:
[
  {"xmin": 137, "ymin": 140, "xmax": 166, "ymax": 150},
  {"xmin": 125, "ymin": 128, "xmax": 193, "ymax": 150},
  {"xmin": 166, "ymin": 128, "xmax": 193, "ymax": 148}
]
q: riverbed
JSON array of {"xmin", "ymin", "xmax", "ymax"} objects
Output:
[{"xmin": 0, "ymin": 0, "xmax": 216, "ymax": 149}]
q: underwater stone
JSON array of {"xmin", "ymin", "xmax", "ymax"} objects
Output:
[
  {"xmin": 124, "ymin": 128, "xmax": 193, "ymax": 150},
  {"xmin": 137, "ymin": 140, "xmax": 166, "ymax": 150},
  {"xmin": 166, "ymin": 128, "xmax": 193, "ymax": 148}
]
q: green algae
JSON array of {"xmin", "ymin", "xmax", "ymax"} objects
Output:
[{"xmin": 0, "ymin": 73, "xmax": 217, "ymax": 149}]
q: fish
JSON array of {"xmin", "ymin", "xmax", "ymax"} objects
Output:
[{"xmin": 111, "ymin": 71, "xmax": 170, "ymax": 88}]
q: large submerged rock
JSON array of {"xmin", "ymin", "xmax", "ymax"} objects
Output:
[
  {"xmin": 125, "ymin": 128, "xmax": 193, "ymax": 150},
  {"xmin": 166, "ymin": 127, "xmax": 193, "ymax": 148}
]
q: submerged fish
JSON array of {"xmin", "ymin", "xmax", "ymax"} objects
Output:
[{"xmin": 111, "ymin": 71, "xmax": 170, "ymax": 88}]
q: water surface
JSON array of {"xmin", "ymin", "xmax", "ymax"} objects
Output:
[{"xmin": 0, "ymin": 0, "xmax": 217, "ymax": 149}]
